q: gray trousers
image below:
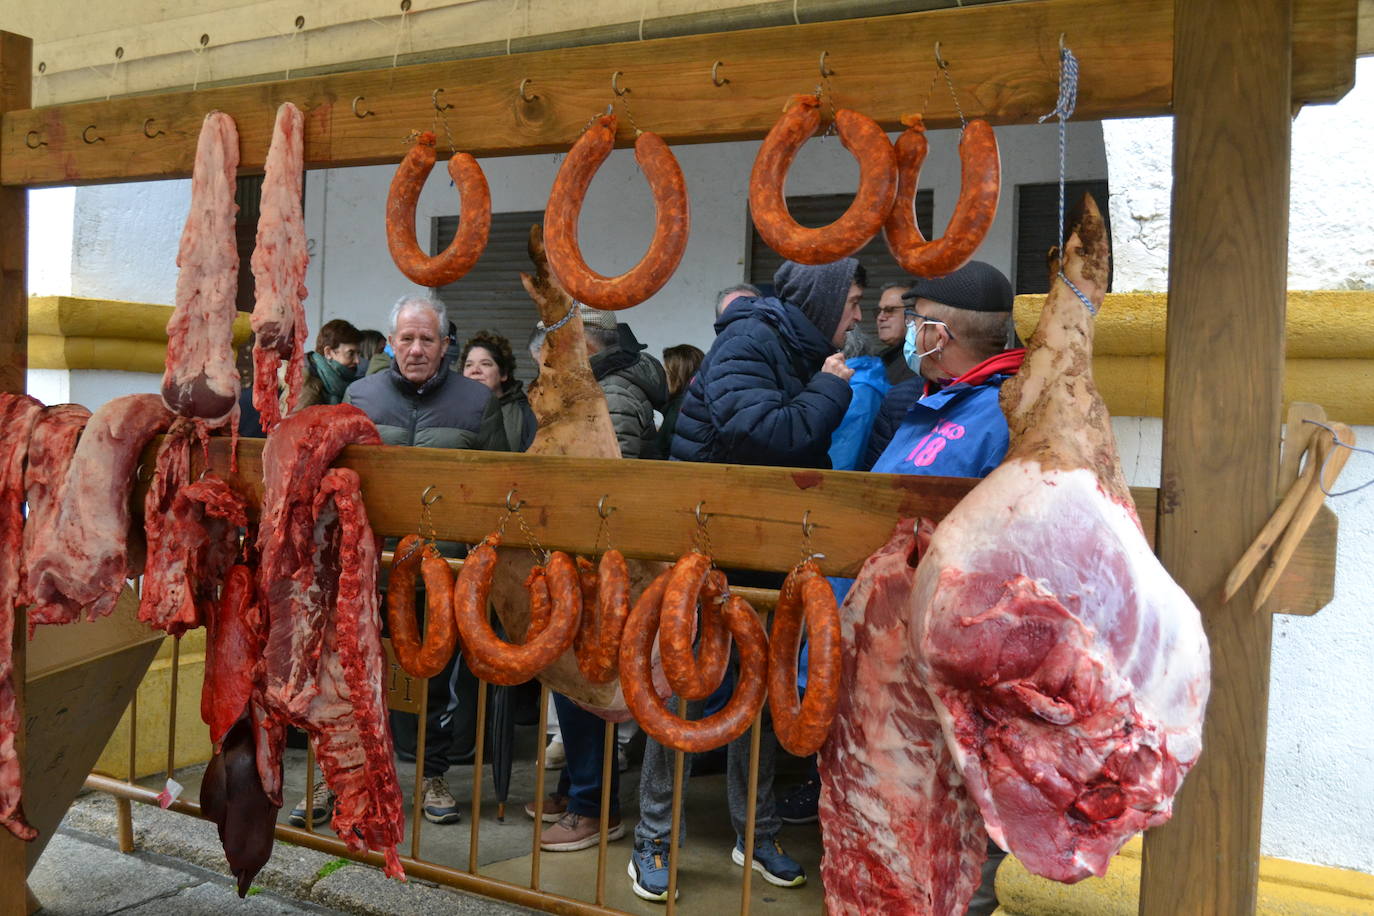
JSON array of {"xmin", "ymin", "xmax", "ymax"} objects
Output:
[{"xmin": 633, "ymin": 694, "xmax": 781, "ymax": 848}]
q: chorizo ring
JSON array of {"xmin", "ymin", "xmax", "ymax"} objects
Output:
[
  {"xmin": 620, "ymin": 572, "xmax": 767, "ymax": 753},
  {"xmin": 385, "ymin": 131, "xmax": 492, "ymax": 287},
  {"xmin": 658, "ymin": 554, "xmax": 731, "ymax": 701},
  {"xmin": 767, "ymin": 560, "xmax": 843, "ymax": 756},
  {"xmin": 452, "ymin": 535, "xmax": 581, "ymax": 686},
  {"xmin": 749, "ymin": 94, "xmax": 897, "ymax": 265},
  {"xmin": 883, "ymin": 115, "xmax": 1000, "ymax": 278},
  {"xmin": 543, "ymin": 114, "xmax": 689, "ymax": 310},
  {"xmin": 573, "ymin": 549, "xmax": 632, "ymax": 684},
  {"xmin": 386, "ymin": 534, "xmax": 458, "ymax": 678}
]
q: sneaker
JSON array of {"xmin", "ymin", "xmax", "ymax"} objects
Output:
[
  {"xmin": 777, "ymin": 778, "xmax": 820, "ymax": 825},
  {"xmin": 539, "ymin": 811, "xmax": 624, "ymax": 852},
  {"xmin": 422, "ymin": 776, "xmax": 461, "ymax": 824},
  {"xmin": 524, "ymin": 792, "xmax": 569, "ymax": 823},
  {"xmin": 544, "ymin": 738, "xmax": 566, "ymax": 770},
  {"xmin": 732, "ymin": 836, "xmax": 806, "ymax": 887},
  {"xmin": 287, "ymin": 782, "xmax": 335, "ymax": 827},
  {"xmin": 627, "ymin": 839, "xmax": 677, "ymax": 902}
]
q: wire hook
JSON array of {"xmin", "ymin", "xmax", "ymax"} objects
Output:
[
  {"xmin": 934, "ymin": 41, "xmax": 949, "ymax": 70},
  {"xmin": 432, "ymin": 88, "xmax": 454, "ymax": 111},
  {"xmin": 1059, "ymin": 32, "xmax": 1067, "ymax": 52},
  {"xmin": 142, "ymin": 118, "xmax": 165, "ymax": 138},
  {"xmin": 711, "ymin": 60, "xmax": 729, "ymax": 87},
  {"xmin": 518, "ymin": 78, "xmax": 538, "ymax": 102},
  {"xmin": 421, "ymin": 485, "xmax": 442, "ymax": 506},
  {"xmin": 801, "ymin": 510, "xmax": 815, "ymax": 540},
  {"xmin": 352, "ymin": 96, "xmax": 374, "ymax": 118},
  {"xmin": 505, "ymin": 488, "xmax": 525, "ymax": 513},
  {"xmin": 597, "ymin": 495, "xmax": 615, "ymax": 519},
  {"xmin": 611, "ymin": 70, "xmax": 630, "ymax": 96},
  {"xmin": 694, "ymin": 500, "xmax": 709, "ymax": 526},
  {"xmin": 25, "ymin": 130, "xmax": 45, "ymax": 149},
  {"xmin": 819, "ymin": 50, "xmax": 835, "ymax": 78},
  {"xmin": 82, "ymin": 125, "xmax": 104, "ymax": 144}
]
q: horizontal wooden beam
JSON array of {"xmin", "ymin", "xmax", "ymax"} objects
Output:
[
  {"xmin": 183, "ymin": 437, "xmax": 1333, "ymax": 613},
  {"xmin": 1, "ymin": 0, "xmax": 1356, "ymax": 187}
]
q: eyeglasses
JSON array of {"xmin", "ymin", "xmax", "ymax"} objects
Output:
[
  {"xmin": 875, "ymin": 306, "xmax": 905, "ymax": 317},
  {"xmin": 905, "ymin": 311, "xmax": 957, "ymax": 341}
]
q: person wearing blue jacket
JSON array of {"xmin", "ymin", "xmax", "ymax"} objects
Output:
[{"xmin": 628, "ymin": 259, "xmax": 864, "ymax": 905}]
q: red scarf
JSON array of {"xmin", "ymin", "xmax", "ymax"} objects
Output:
[{"xmin": 926, "ymin": 348, "xmax": 1026, "ymax": 395}]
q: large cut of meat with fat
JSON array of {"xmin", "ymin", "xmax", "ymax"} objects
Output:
[
  {"xmin": 255, "ymin": 406, "xmax": 404, "ymax": 876},
  {"xmin": 910, "ymin": 196, "xmax": 1210, "ymax": 883},
  {"xmin": 163, "ymin": 111, "xmax": 241, "ymax": 424},
  {"xmin": 0, "ymin": 393, "xmax": 44, "ymax": 842},
  {"xmin": 19, "ymin": 404, "xmax": 91, "ymax": 627},
  {"xmin": 818, "ymin": 519, "xmax": 986, "ymax": 914},
  {"xmin": 250, "ymin": 102, "xmax": 309, "ymax": 433},
  {"xmin": 28, "ymin": 394, "xmax": 176, "ymax": 626}
]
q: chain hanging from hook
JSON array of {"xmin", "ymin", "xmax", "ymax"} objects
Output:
[
  {"xmin": 814, "ymin": 50, "xmax": 839, "ymax": 138},
  {"xmin": 691, "ymin": 501, "xmax": 713, "ymax": 557},
  {"xmin": 420, "ymin": 486, "xmax": 442, "ymax": 545},
  {"xmin": 609, "ymin": 70, "xmax": 642, "ymax": 136},
  {"xmin": 799, "ymin": 510, "xmax": 827, "ymax": 566},
  {"xmin": 594, "ymin": 495, "xmax": 616, "ymax": 556},
  {"xmin": 922, "ymin": 41, "xmax": 968, "ymax": 131},
  {"xmin": 431, "ymin": 87, "xmax": 459, "ymax": 155},
  {"xmin": 500, "ymin": 488, "xmax": 548, "ymax": 564}
]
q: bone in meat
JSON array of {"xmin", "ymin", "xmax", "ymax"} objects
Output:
[
  {"xmin": 910, "ymin": 195, "xmax": 1210, "ymax": 882},
  {"xmin": 163, "ymin": 111, "xmax": 241, "ymax": 424},
  {"xmin": 250, "ymin": 102, "xmax": 309, "ymax": 433}
]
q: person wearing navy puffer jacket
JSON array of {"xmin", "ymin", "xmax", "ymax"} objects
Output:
[{"xmin": 669, "ymin": 258, "xmax": 866, "ymax": 468}]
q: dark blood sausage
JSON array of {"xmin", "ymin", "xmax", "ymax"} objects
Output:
[
  {"xmin": 768, "ymin": 560, "xmax": 843, "ymax": 756},
  {"xmin": 573, "ymin": 549, "xmax": 632, "ymax": 684},
  {"xmin": 749, "ymin": 94, "xmax": 897, "ymax": 265},
  {"xmin": 453, "ymin": 535, "xmax": 581, "ymax": 686},
  {"xmin": 202, "ymin": 564, "xmax": 264, "ymax": 749},
  {"xmin": 620, "ymin": 571, "xmax": 767, "ymax": 753},
  {"xmin": 657, "ymin": 554, "xmax": 731, "ymax": 701},
  {"xmin": 543, "ymin": 114, "xmax": 690, "ymax": 310},
  {"xmin": 385, "ymin": 131, "xmax": 492, "ymax": 287},
  {"xmin": 386, "ymin": 534, "xmax": 457, "ymax": 678},
  {"xmin": 884, "ymin": 115, "xmax": 1001, "ymax": 278}
]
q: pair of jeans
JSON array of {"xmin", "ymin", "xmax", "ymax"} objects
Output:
[{"xmin": 552, "ymin": 692, "xmax": 620, "ymax": 817}]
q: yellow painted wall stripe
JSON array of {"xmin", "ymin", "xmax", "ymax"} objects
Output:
[{"xmin": 27, "ymin": 296, "xmax": 252, "ymax": 371}]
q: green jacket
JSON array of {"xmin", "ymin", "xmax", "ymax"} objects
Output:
[
  {"xmin": 590, "ymin": 345, "xmax": 668, "ymax": 459},
  {"xmin": 344, "ymin": 359, "xmax": 507, "ymax": 450}
]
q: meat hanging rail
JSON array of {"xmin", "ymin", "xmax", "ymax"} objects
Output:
[{"xmin": 0, "ymin": 0, "xmax": 1359, "ymax": 912}]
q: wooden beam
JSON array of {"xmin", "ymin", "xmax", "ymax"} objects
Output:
[
  {"xmin": 1141, "ymin": 0, "xmax": 1293, "ymax": 913},
  {"xmin": 0, "ymin": 0, "xmax": 1356, "ymax": 188},
  {"xmin": 0, "ymin": 29, "xmax": 31, "ymax": 913}
]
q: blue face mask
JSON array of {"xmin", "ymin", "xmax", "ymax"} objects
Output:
[{"xmin": 902, "ymin": 320, "xmax": 941, "ymax": 370}]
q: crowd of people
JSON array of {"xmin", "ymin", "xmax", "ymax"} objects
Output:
[{"xmin": 248, "ymin": 254, "xmax": 1021, "ymax": 914}]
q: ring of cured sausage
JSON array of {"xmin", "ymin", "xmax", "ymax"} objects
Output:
[
  {"xmin": 385, "ymin": 131, "xmax": 492, "ymax": 287},
  {"xmin": 619, "ymin": 569, "xmax": 768, "ymax": 753},
  {"xmin": 767, "ymin": 560, "xmax": 843, "ymax": 756},
  {"xmin": 452, "ymin": 534, "xmax": 581, "ymax": 686},
  {"xmin": 572, "ymin": 549, "xmax": 632, "ymax": 683},
  {"xmin": 657, "ymin": 553, "xmax": 732, "ymax": 701},
  {"xmin": 386, "ymin": 534, "xmax": 458, "ymax": 678},
  {"xmin": 749, "ymin": 94, "xmax": 897, "ymax": 265},
  {"xmin": 884, "ymin": 115, "xmax": 1001, "ymax": 278},
  {"xmin": 543, "ymin": 114, "xmax": 690, "ymax": 310}
]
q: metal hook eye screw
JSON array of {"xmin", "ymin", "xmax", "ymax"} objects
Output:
[
  {"xmin": 200, "ymin": 33, "xmax": 210, "ymax": 47},
  {"xmin": 82, "ymin": 126, "xmax": 104, "ymax": 144},
  {"xmin": 25, "ymin": 130, "xmax": 46, "ymax": 149},
  {"xmin": 934, "ymin": 41, "xmax": 948, "ymax": 70},
  {"xmin": 400, "ymin": 0, "xmax": 411, "ymax": 10},
  {"xmin": 819, "ymin": 51, "xmax": 835, "ymax": 78},
  {"xmin": 295, "ymin": 15, "xmax": 306, "ymax": 29},
  {"xmin": 142, "ymin": 118, "xmax": 165, "ymax": 138},
  {"xmin": 694, "ymin": 501, "xmax": 709, "ymax": 526},
  {"xmin": 710, "ymin": 60, "xmax": 728, "ymax": 87},
  {"xmin": 597, "ymin": 495, "xmax": 615, "ymax": 519},
  {"xmin": 432, "ymin": 88, "xmax": 454, "ymax": 111},
  {"xmin": 37, "ymin": 61, "xmax": 46, "ymax": 74},
  {"xmin": 801, "ymin": 510, "xmax": 815, "ymax": 539},
  {"xmin": 1059, "ymin": 32, "xmax": 1066, "ymax": 51},
  {"xmin": 421, "ymin": 486, "xmax": 442, "ymax": 506},
  {"xmin": 352, "ymin": 96, "xmax": 374, "ymax": 118},
  {"xmin": 518, "ymin": 78, "xmax": 538, "ymax": 102},
  {"xmin": 505, "ymin": 489, "xmax": 524, "ymax": 513},
  {"xmin": 611, "ymin": 70, "xmax": 629, "ymax": 96},
  {"xmin": 114, "ymin": 46, "xmax": 124, "ymax": 59}
]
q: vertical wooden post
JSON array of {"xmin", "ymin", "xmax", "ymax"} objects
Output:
[
  {"xmin": 1140, "ymin": 2, "xmax": 1292, "ymax": 915},
  {"xmin": 0, "ymin": 31, "xmax": 31, "ymax": 916}
]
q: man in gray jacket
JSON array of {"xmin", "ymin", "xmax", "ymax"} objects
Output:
[{"xmin": 581, "ymin": 305, "xmax": 667, "ymax": 459}]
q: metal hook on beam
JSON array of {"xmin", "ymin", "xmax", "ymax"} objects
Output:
[
  {"xmin": 25, "ymin": 130, "xmax": 46, "ymax": 149},
  {"xmin": 142, "ymin": 118, "xmax": 165, "ymax": 138},
  {"xmin": 82, "ymin": 125, "xmax": 104, "ymax": 144},
  {"xmin": 352, "ymin": 96, "xmax": 374, "ymax": 118},
  {"xmin": 518, "ymin": 78, "xmax": 538, "ymax": 102},
  {"xmin": 597, "ymin": 495, "xmax": 616, "ymax": 519},
  {"xmin": 432, "ymin": 87, "xmax": 454, "ymax": 111},
  {"xmin": 710, "ymin": 60, "xmax": 728, "ymax": 87},
  {"xmin": 611, "ymin": 70, "xmax": 630, "ymax": 96},
  {"xmin": 819, "ymin": 50, "xmax": 835, "ymax": 78},
  {"xmin": 505, "ymin": 488, "xmax": 525, "ymax": 513},
  {"xmin": 421, "ymin": 486, "xmax": 443, "ymax": 506},
  {"xmin": 934, "ymin": 40, "xmax": 949, "ymax": 70}
]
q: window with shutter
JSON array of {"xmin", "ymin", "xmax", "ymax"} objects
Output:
[
  {"xmin": 432, "ymin": 210, "xmax": 545, "ymax": 383},
  {"xmin": 1013, "ymin": 180, "xmax": 1112, "ymax": 295},
  {"xmin": 747, "ymin": 191, "xmax": 934, "ymax": 295}
]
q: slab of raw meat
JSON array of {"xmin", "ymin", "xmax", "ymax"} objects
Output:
[
  {"xmin": 250, "ymin": 102, "xmax": 309, "ymax": 433},
  {"xmin": 0, "ymin": 393, "xmax": 44, "ymax": 841},
  {"xmin": 910, "ymin": 196, "xmax": 1210, "ymax": 882},
  {"xmin": 27, "ymin": 394, "xmax": 176, "ymax": 626},
  {"xmin": 818, "ymin": 518, "xmax": 987, "ymax": 914},
  {"xmin": 19, "ymin": 404, "xmax": 90, "ymax": 629},
  {"xmin": 163, "ymin": 111, "xmax": 241, "ymax": 424}
]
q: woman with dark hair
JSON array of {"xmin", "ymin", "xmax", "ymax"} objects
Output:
[
  {"xmin": 656, "ymin": 343, "xmax": 704, "ymax": 457},
  {"xmin": 297, "ymin": 318, "xmax": 363, "ymax": 408},
  {"xmin": 461, "ymin": 330, "xmax": 536, "ymax": 451},
  {"xmin": 354, "ymin": 328, "xmax": 387, "ymax": 378}
]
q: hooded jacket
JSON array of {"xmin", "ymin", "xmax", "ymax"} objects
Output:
[
  {"xmin": 497, "ymin": 378, "xmax": 537, "ymax": 452},
  {"xmin": 345, "ymin": 358, "xmax": 507, "ymax": 450},
  {"xmin": 590, "ymin": 344, "xmax": 668, "ymax": 459},
  {"xmin": 670, "ymin": 296, "xmax": 851, "ymax": 468}
]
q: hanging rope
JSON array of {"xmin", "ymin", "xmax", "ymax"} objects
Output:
[
  {"xmin": 1303, "ymin": 420, "xmax": 1373, "ymax": 497},
  {"xmin": 1038, "ymin": 41, "xmax": 1096, "ymax": 314}
]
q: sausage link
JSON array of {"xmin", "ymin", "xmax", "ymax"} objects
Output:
[
  {"xmin": 768, "ymin": 561, "xmax": 843, "ymax": 756},
  {"xmin": 573, "ymin": 549, "xmax": 632, "ymax": 684},
  {"xmin": 573, "ymin": 555, "xmax": 600, "ymax": 672},
  {"xmin": 386, "ymin": 131, "xmax": 492, "ymax": 287},
  {"xmin": 883, "ymin": 116, "xmax": 1001, "ymax": 278},
  {"xmin": 453, "ymin": 537, "xmax": 582, "ymax": 686},
  {"xmin": 386, "ymin": 535, "xmax": 457, "ymax": 678},
  {"xmin": 658, "ymin": 555, "xmax": 731, "ymax": 701},
  {"xmin": 525, "ymin": 565, "xmax": 552, "ymax": 641},
  {"xmin": 749, "ymin": 95, "xmax": 897, "ymax": 265},
  {"xmin": 620, "ymin": 576, "xmax": 767, "ymax": 754},
  {"xmin": 543, "ymin": 115, "xmax": 690, "ymax": 310}
]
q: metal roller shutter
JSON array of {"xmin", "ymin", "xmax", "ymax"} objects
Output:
[
  {"xmin": 1013, "ymin": 180, "xmax": 1112, "ymax": 295},
  {"xmin": 432, "ymin": 209, "xmax": 546, "ymax": 382}
]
